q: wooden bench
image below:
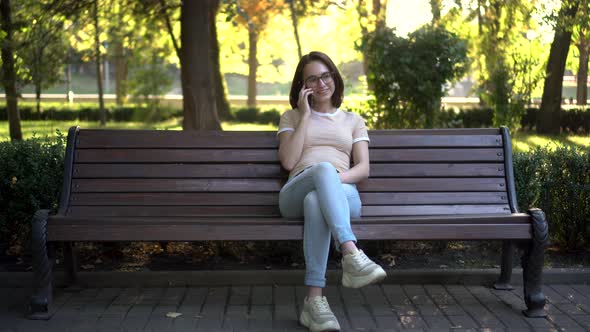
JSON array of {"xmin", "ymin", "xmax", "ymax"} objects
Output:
[{"xmin": 29, "ymin": 126, "xmax": 549, "ymax": 319}]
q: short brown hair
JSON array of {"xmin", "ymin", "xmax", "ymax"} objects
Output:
[{"xmin": 289, "ymin": 51, "xmax": 344, "ymax": 109}]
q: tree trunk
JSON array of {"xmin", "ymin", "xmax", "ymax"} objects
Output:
[
  {"xmin": 247, "ymin": 26, "xmax": 258, "ymax": 108},
  {"xmin": 576, "ymin": 37, "xmax": 589, "ymax": 105},
  {"xmin": 93, "ymin": 0, "xmax": 106, "ymax": 125},
  {"xmin": 35, "ymin": 84, "xmax": 41, "ymax": 114},
  {"xmin": 430, "ymin": 0, "xmax": 441, "ymax": 25},
  {"xmin": 288, "ymin": 0, "xmax": 302, "ymax": 58},
  {"xmin": 0, "ymin": 0, "xmax": 21, "ymax": 140},
  {"xmin": 114, "ymin": 39, "xmax": 127, "ymax": 106},
  {"xmin": 180, "ymin": 0, "xmax": 221, "ymax": 130},
  {"xmin": 538, "ymin": 0, "xmax": 580, "ymax": 134},
  {"xmin": 209, "ymin": 1, "xmax": 230, "ymax": 120}
]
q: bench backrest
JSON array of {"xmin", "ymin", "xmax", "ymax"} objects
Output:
[{"xmin": 59, "ymin": 127, "xmax": 518, "ymax": 219}]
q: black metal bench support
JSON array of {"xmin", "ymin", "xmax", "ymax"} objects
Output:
[
  {"xmin": 28, "ymin": 209, "xmax": 53, "ymax": 320},
  {"xmin": 520, "ymin": 208, "xmax": 549, "ymax": 318}
]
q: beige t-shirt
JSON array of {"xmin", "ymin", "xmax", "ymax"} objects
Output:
[{"xmin": 277, "ymin": 108, "xmax": 370, "ymax": 178}]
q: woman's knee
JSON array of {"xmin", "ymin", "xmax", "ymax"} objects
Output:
[
  {"xmin": 303, "ymin": 190, "xmax": 320, "ymax": 211},
  {"xmin": 311, "ymin": 162, "xmax": 337, "ymax": 177}
]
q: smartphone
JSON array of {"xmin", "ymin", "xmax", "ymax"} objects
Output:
[{"xmin": 305, "ymin": 84, "xmax": 314, "ymax": 108}]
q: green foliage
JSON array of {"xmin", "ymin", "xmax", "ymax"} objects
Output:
[
  {"xmin": 0, "ymin": 104, "xmax": 182, "ymax": 123},
  {"xmin": 514, "ymin": 146, "xmax": 590, "ymax": 250},
  {"xmin": 232, "ymin": 107, "xmax": 280, "ymax": 125},
  {"xmin": 359, "ymin": 24, "xmax": 469, "ymax": 128},
  {"xmin": 0, "ymin": 133, "xmax": 65, "ymax": 249}
]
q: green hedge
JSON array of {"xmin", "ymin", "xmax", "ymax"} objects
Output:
[
  {"xmin": 438, "ymin": 107, "xmax": 590, "ymax": 133},
  {"xmin": 0, "ymin": 105, "xmax": 182, "ymax": 123},
  {"xmin": 1, "ymin": 138, "xmax": 588, "ymax": 255},
  {"xmin": 514, "ymin": 146, "xmax": 590, "ymax": 250},
  {"xmin": 0, "ymin": 133, "xmax": 65, "ymax": 252}
]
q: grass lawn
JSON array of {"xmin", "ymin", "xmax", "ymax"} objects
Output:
[
  {"xmin": 0, "ymin": 119, "xmax": 277, "ymax": 141},
  {"xmin": 1, "ymin": 120, "xmax": 588, "ymax": 152}
]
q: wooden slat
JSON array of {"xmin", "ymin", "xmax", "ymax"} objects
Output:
[
  {"xmin": 369, "ymin": 149, "xmax": 504, "ymax": 162},
  {"xmin": 69, "ymin": 192, "xmax": 507, "ymax": 206},
  {"xmin": 71, "ymin": 179, "xmax": 283, "ymax": 192},
  {"xmin": 357, "ymin": 178, "xmax": 507, "ymax": 192},
  {"xmin": 70, "ymin": 192, "xmax": 280, "ymax": 206},
  {"xmin": 75, "ymin": 148, "xmax": 503, "ymax": 163},
  {"xmin": 369, "ymin": 135, "xmax": 502, "ymax": 148},
  {"xmin": 73, "ymin": 164, "xmax": 285, "ymax": 178},
  {"xmin": 66, "ymin": 204, "xmax": 510, "ymax": 217},
  {"xmin": 72, "ymin": 163, "xmax": 505, "ymax": 178},
  {"xmin": 77, "ymin": 129, "xmax": 502, "ymax": 149},
  {"xmin": 75, "ymin": 149, "xmax": 279, "ymax": 163},
  {"xmin": 369, "ymin": 128, "xmax": 501, "ymax": 135},
  {"xmin": 47, "ymin": 223, "xmax": 531, "ymax": 241},
  {"xmin": 70, "ymin": 178, "xmax": 506, "ymax": 192},
  {"xmin": 362, "ymin": 205, "xmax": 511, "ymax": 216},
  {"xmin": 369, "ymin": 163, "xmax": 505, "ymax": 177},
  {"xmin": 48, "ymin": 213, "xmax": 532, "ymax": 225},
  {"xmin": 77, "ymin": 130, "xmax": 279, "ymax": 148},
  {"xmin": 360, "ymin": 192, "xmax": 508, "ymax": 205},
  {"xmin": 67, "ymin": 206, "xmax": 281, "ymax": 217}
]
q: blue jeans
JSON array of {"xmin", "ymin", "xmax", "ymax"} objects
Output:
[{"xmin": 279, "ymin": 162, "xmax": 362, "ymax": 288}]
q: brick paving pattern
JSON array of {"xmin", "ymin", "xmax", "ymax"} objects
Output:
[{"xmin": 2, "ymin": 284, "xmax": 589, "ymax": 331}]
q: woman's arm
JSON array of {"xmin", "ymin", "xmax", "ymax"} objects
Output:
[
  {"xmin": 339, "ymin": 140, "xmax": 370, "ymax": 184},
  {"xmin": 278, "ymin": 114, "xmax": 310, "ymax": 171},
  {"xmin": 278, "ymin": 87, "xmax": 313, "ymax": 171}
]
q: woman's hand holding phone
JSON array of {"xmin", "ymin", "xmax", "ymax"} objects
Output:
[{"xmin": 298, "ymin": 85, "xmax": 313, "ymax": 118}]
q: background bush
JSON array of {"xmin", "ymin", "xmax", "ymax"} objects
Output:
[
  {"xmin": 514, "ymin": 146, "xmax": 590, "ymax": 250},
  {"xmin": 0, "ymin": 133, "xmax": 65, "ymax": 253}
]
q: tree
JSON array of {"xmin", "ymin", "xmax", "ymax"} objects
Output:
[
  {"xmin": 225, "ymin": 0, "xmax": 283, "ymax": 108},
  {"xmin": 356, "ymin": 0, "xmax": 388, "ymax": 91},
  {"xmin": 430, "ymin": 0, "xmax": 442, "ymax": 25},
  {"xmin": 360, "ymin": 25, "xmax": 468, "ymax": 129},
  {"xmin": 21, "ymin": 2, "xmax": 69, "ymax": 113},
  {"xmin": 180, "ymin": 0, "xmax": 221, "ymax": 130},
  {"xmin": 0, "ymin": 0, "xmax": 22, "ymax": 140},
  {"xmin": 573, "ymin": 1, "xmax": 590, "ymax": 105},
  {"xmin": 92, "ymin": 0, "xmax": 106, "ymax": 125},
  {"xmin": 538, "ymin": 0, "xmax": 580, "ymax": 134}
]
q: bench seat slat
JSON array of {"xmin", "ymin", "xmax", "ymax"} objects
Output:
[
  {"xmin": 74, "ymin": 148, "xmax": 504, "ymax": 163},
  {"xmin": 70, "ymin": 178, "xmax": 507, "ymax": 192},
  {"xmin": 77, "ymin": 129, "xmax": 502, "ymax": 148},
  {"xmin": 47, "ymin": 223, "xmax": 531, "ymax": 241},
  {"xmin": 65, "ymin": 204, "xmax": 511, "ymax": 217},
  {"xmin": 69, "ymin": 192, "xmax": 508, "ymax": 206},
  {"xmin": 49, "ymin": 213, "xmax": 532, "ymax": 225},
  {"xmin": 72, "ymin": 163, "xmax": 505, "ymax": 178}
]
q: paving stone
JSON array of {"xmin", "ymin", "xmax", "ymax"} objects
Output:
[
  {"xmin": 448, "ymin": 315, "xmax": 480, "ymax": 329},
  {"xmin": 422, "ymin": 315, "xmax": 453, "ymax": 329},
  {"xmin": 439, "ymin": 304, "xmax": 467, "ymax": 316},
  {"xmin": 3, "ymin": 283, "xmax": 590, "ymax": 331},
  {"xmin": 251, "ymin": 286, "xmax": 273, "ymax": 305},
  {"xmin": 546, "ymin": 314, "xmax": 584, "ymax": 329},
  {"xmin": 399, "ymin": 314, "xmax": 428, "ymax": 329},
  {"xmin": 424, "ymin": 284, "xmax": 456, "ymax": 305},
  {"xmin": 228, "ymin": 286, "xmax": 250, "ymax": 305},
  {"xmin": 403, "ymin": 285, "xmax": 434, "ymax": 305}
]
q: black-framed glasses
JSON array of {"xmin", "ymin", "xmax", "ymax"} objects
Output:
[{"xmin": 304, "ymin": 72, "xmax": 334, "ymax": 87}]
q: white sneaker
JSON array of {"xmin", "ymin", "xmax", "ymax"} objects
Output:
[
  {"xmin": 299, "ymin": 296, "xmax": 341, "ymax": 332},
  {"xmin": 341, "ymin": 248, "xmax": 387, "ymax": 288}
]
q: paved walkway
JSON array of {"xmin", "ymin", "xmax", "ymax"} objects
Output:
[{"xmin": 2, "ymin": 283, "xmax": 589, "ymax": 331}]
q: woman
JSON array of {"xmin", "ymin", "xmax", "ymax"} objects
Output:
[{"xmin": 277, "ymin": 51, "xmax": 386, "ymax": 332}]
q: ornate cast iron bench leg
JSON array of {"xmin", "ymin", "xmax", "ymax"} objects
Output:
[
  {"xmin": 520, "ymin": 208, "xmax": 549, "ymax": 318},
  {"xmin": 28, "ymin": 210, "xmax": 53, "ymax": 320}
]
